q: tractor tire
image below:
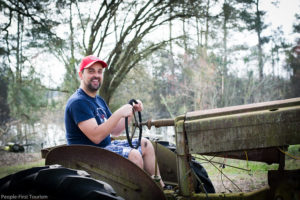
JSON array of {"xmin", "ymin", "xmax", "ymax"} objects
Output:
[
  {"xmin": 157, "ymin": 140, "xmax": 215, "ymax": 193},
  {"xmin": 191, "ymin": 159, "xmax": 216, "ymax": 193},
  {"xmin": 0, "ymin": 165, "xmax": 124, "ymax": 200}
]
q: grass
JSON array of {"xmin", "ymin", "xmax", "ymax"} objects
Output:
[
  {"xmin": 197, "ymin": 156, "xmax": 278, "ymax": 174},
  {"xmin": 287, "ymin": 145, "xmax": 300, "ymax": 156},
  {"xmin": 0, "ymin": 159, "xmax": 45, "ymax": 179}
]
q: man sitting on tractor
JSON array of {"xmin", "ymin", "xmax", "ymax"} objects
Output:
[{"xmin": 64, "ymin": 55, "xmax": 165, "ymax": 188}]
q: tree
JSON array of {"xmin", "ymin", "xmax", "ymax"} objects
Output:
[
  {"xmin": 288, "ymin": 41, "xmax": 300, "ymax": 97},
  {"xmin": 217, "ymin": 0, "xmax": 244, "ymax": 107},
  {"xmin": 269, "ymin": 27, "xmax": 291, "ymax": 78},
  {"xmin": 238, "ymin": 0, "xmax": 269, "ymax": 81},
  {"xmin": 64, "ymin": 0, "xmax": 197, "ymax": 105},
  {"xmin": 285, "ymin": 14, "xmax": 300, "ymax": 97},
  {"xmin": 0, "ymin": 0, "xmax": 55, "ymax": 142},
  {"xmin": 0, "ymin": 70, "xmax": 10, "ymax": 127},
  {"xmin": 293, "ymin": 14, "xmax": 300, "ymax": 33}
]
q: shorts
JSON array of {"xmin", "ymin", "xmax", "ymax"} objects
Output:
[{"xmin": 104, "ymin": 138, "xmax": 142, "ymax": 158}]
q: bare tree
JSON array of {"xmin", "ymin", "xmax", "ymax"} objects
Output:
[{"xmin": 73, "ymin": 1, "xmax": 195, "ymax": 104}]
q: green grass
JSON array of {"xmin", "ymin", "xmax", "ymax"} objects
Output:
[
  {"xmin": 0, "ymin": 159, "xmax": 45, "ymax": 179},
  {"xmin": 198, "ymin": 156, "xmax": 278, "ymax": 175},
  {"xmin": 288, "ymin": 145, "xmax": 300, "ymax": 156}
]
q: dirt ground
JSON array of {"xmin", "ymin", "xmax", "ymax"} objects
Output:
[
  {"xmin": 0, "ymin": 150, "xmax": 42, "ymax": 166},
  {"xmin": 209, "ymin": 172, "xmax": 268, "ymax": 193}
]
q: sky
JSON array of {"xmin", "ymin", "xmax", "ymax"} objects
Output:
[
  {"xmin": 262, "ymin": 0, "xmax": 299, "ymax": 38},
  {"xmin": 35, "ymin": 0, "xmax": 300, "ymax": 88},
  {"xmin": 259, "ymin": 0, "xmax": 299, "ymax": 77}
]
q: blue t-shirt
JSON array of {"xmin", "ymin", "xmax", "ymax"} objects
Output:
[{"xmin": 65, "ymin": 88, "xmax": 111, "ymax": 147}]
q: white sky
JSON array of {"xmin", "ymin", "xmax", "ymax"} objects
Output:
[{"xmin": 262, "ymin": 0, "xmax": 299, "ymax": 37}]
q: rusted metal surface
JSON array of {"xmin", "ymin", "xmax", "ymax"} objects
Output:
[
  {"xmin": 268, "ymin": 169, "xmax": 300, "ymax": 199},
  {"xmin": 41, "ymin": 144, "xmax": 66, "ymax": 159},
  {"xmin": 173, "ymin": 98, "xmax": 300, "ymax": 198},
  {"xmin": 45, "ymin": 145, "xmax": 166, "ymax": 200},
  {"xmin": 152, "ymin": 142, "xmax": 178, "ymax": 185},
  {"xmin": 203, "ymin": 147, "xmax": 284, "ymax": 164},
  {"xmin": 140, "ymin": 118, "xmax": 175, "ymax": 130},
  {"xmin": 175, "ymin": 117, "xmax": 194, "ymax": 197},
  {"xmin": 185, "ymin": 104, "xmax": 300, "ymax": 155},
  {"xmin": 186, "ymin": 97, "xmax": 300, "ymax": 120},
  {"xmin": 187, "ymin": 187, "xmax": 270, "ymax": 200}
]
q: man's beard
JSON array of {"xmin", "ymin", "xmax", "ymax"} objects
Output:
[{"xmin": 87, "ymin": 78, "xmax": 101, "ymax": 92}]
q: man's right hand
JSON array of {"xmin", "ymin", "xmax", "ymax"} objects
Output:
[{"xmin": 118, "ymin": 104, "xmax": 134, "ymax": 118}]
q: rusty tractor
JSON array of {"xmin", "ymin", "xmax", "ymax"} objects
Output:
[{"xmin": 1, "ymin": 97, "xmax": 300, "ymax": 200}]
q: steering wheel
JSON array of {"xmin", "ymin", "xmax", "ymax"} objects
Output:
[{"xmin": 125, "ymin": 99, "xmax": 142, "ymax": 149}]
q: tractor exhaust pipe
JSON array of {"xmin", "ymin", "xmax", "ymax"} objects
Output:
[{"xmin": 140, "ymin": 118, "xmax": 174, "ymax": 130}]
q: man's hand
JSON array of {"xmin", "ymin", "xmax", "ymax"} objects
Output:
[
  {"xmin": 133, "ymin": 99, "xmax": 143, "ymax": 112},
  {"xmin": 118, "ymin": 104, "xmax": 134, "ymax": 118},
  {"xmin": 110, "ymin": 100, "xmax": 143, "ymax": 137}
]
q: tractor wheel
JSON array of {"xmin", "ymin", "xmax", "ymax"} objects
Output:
[
  {"xmin": 157, "ymin": 140, "xmax": 215, "ymax": 193},
  {"xmin": 0, "ymin": 165, "xmax": 124, "ymax": 200},
  {"xmin": 191, "ymin": 159, "xmax": 216, "ymax": 193}
]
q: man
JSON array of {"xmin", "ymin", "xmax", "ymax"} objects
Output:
[{"xmin": 65, "ymin": 55, "xmax": 165, "ymax": 187}]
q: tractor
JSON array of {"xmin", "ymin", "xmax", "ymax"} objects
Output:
[{"xmin": 1, "ymin": 97, "xmax": 300, "ymax": 200}]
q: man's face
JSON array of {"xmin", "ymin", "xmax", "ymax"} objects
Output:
[{"xmin": 80, "ymin": 62, "xmax": 104, "ymax": 92}]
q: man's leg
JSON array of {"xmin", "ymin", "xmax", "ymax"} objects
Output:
[
  {"xmin": 139, "ymin": 138, "xmax": 165, "ymax": 188},
  {"xmin": 109, "ymin": 138, "xmax": 165, "ymax": 187},
  {"xmin": 128, "ymin": 149, "xmax": 144, "ymax": 169},
  {"xmin": 105, "ymin": 141, "xmax": 144, "ymax": 169}
]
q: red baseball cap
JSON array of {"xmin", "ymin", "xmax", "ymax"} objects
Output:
[{"xmin": 79, "ymin": 55, "xmax": 108, "ymax": 72}]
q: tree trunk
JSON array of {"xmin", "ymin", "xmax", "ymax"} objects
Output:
[
  {"xmin": 196, "ymin": 17, "xmax": 201, "ymax": 47},
  {"xmin": 169, "ymin": 1, "xmax": 173, "ymax": 55},
  {"xmin": 256, "ymin": 0, "xmax": 264, "ymax": 81},
  {"xmin": 182, "ymin": 18, "xmax": 188, "ymax": 52},
  {"xmin": 69, "ymin": 1, "xmax": 78, "ymax": 92},
  {"xmin": 205, "ymin": 0, "xmax": 210, "ymax": 49},
  {"xmin": 221, "ymin": 1, "xmax": 229, "ymax": 107},
  {"xmin": 16, "ymin": 10, "xmax": 23, "ymax": 140},
  {"xmin": 99, "ymin": 69, "xmax": 115, "ymax": 104}
]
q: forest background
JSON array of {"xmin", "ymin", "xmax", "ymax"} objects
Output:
[{"xmin": 0, "ymin": 0, "xmax": 299, "ymax": 150}]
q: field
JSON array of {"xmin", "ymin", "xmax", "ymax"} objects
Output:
[{"xmin": 0, "ymin": 145, "xmax": 299, "ymax": 194}]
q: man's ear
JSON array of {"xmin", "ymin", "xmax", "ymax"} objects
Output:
[{"xmin": 78, "ymin": 71, "xmax": 83, "ymax": 79}]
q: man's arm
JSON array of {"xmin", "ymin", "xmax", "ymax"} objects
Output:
[
  {"xmin": 78, "ymin": 104, "xmax": 133, "ymax": 144},
  {"xmin": 110, "ymin": 117, "xmax": 127, "ymax": 137}
]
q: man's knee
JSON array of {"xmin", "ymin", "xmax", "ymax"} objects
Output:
[
  {"xmin": 128, "ymin": 149, "xmax": 143, "ymax": 168},
  {"xmin": 142, "ymin": 138, "xmax": 149, "ymax": 148},
  {"xmin": 141, "ymin": 138, "xmax": 154, "ymax": 154}
]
